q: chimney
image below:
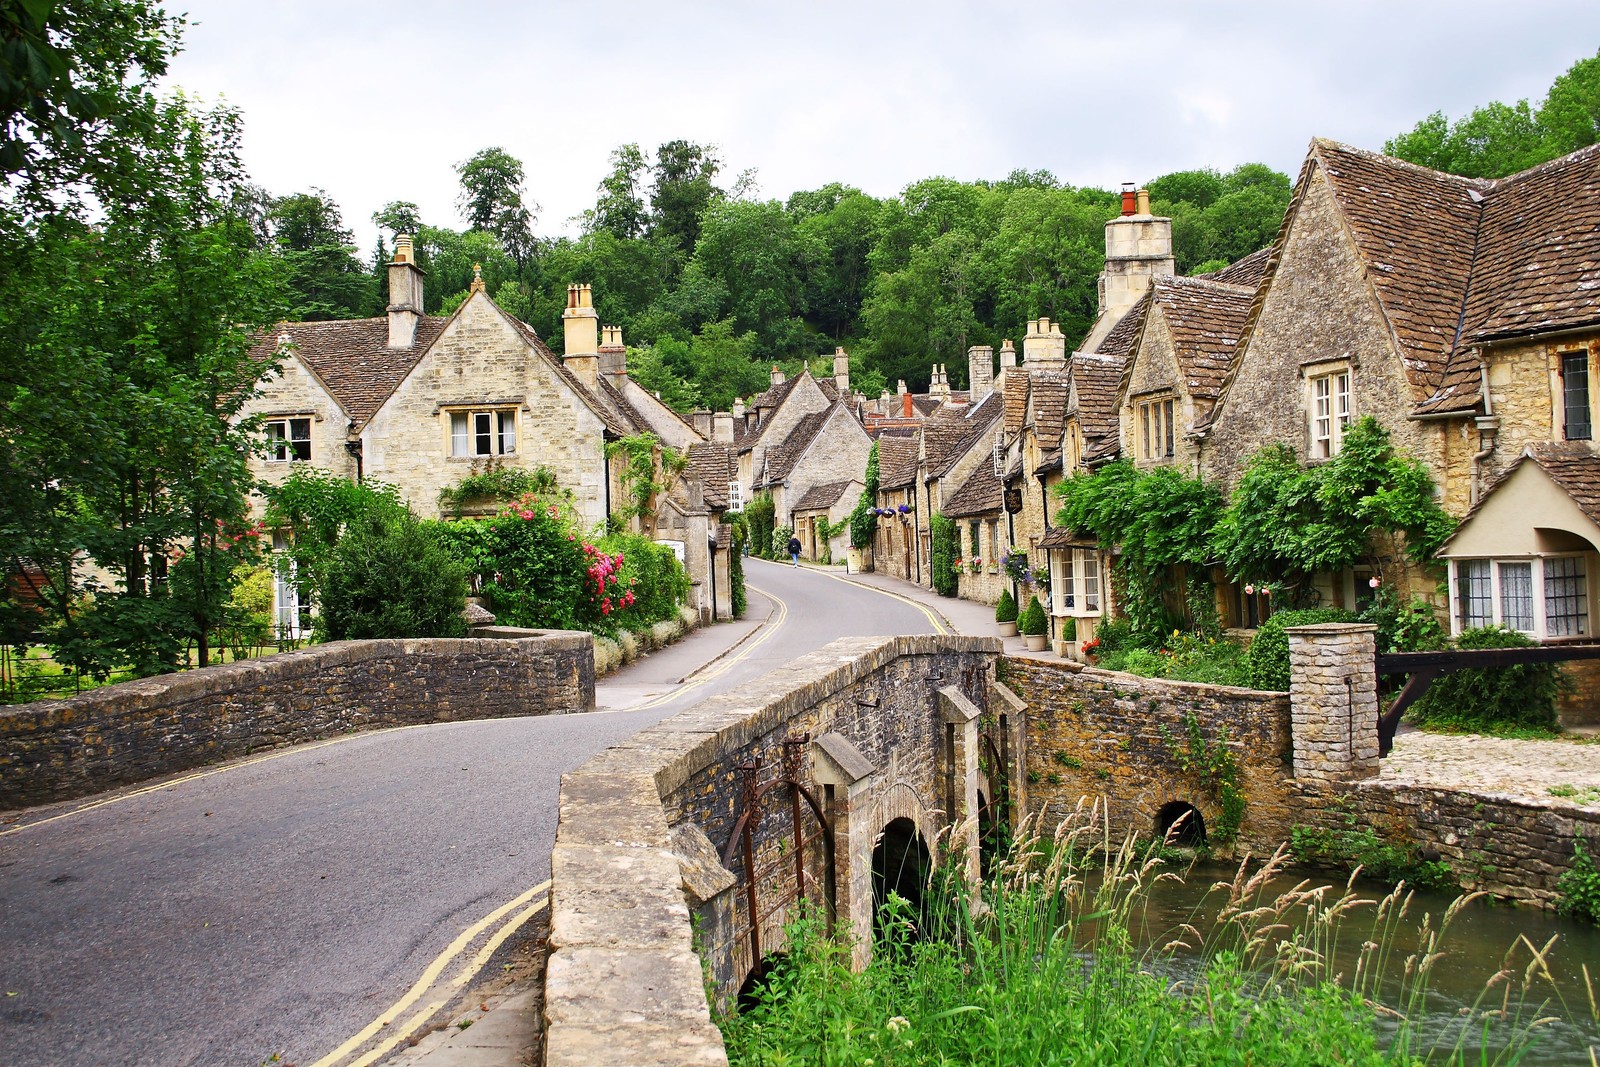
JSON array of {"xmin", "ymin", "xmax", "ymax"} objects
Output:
[
  {"xmin": 897, "ymin": 379, "xmax": 908, "ymax": 395},
  {"xmin": 1024, "ymin": 317, "xmax": 1067, "ymax": 370},
  {"xmin": 691, "ymin": 409, "xmax": 712, "ymax": 438},
  {"xmin": 386, "ymin": 234, "xmax": 426, "ymax": 349},
  {"xmin": 598, "ymin": 324, "xmax": 627, "ymax": 380},
  {"xmin": 1000, "ymin": 339, "xmax": 1017, "ymax": 369},
  {"xmin": 833, "ymin": 346, "xmax": 850, "ymax": 394},
  {"xmin": 902, "ymin": 391, "xmax": 914, "ymax": 418},
  {"xmin": 562, "ymin": 283, "xmax": 600, "ymax": 386},
  {"xmin": 1120, "ymin": 182, "xmax": 1137, "ymax": 216},
  {"xmin": 770, "ymin": 364, "xmax": 785, "ymax": 387},
  {"xmin": 712, "ymin": 410, "xmax": 734, "ymax": 444},
  {"xmin": 967, "ymin": 344, "xmax": 994, "ymax": 402},
  {"xmin": 733, "ymin": 398, "xmax": 746, "ymax": 420},
  {"xmin": 930, "ymin": 364, "xmax": 950, "ymax": 401},
  {"xmin": 1090, "ymin": 188, "xmax": 1174, "ymax": 347}
]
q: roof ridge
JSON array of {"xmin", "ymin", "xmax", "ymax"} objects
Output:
[{"xmin": 1311, "ymin": 136, "xmax": 1492, "ymax": 190}]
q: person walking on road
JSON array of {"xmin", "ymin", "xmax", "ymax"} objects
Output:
[{"xmin": 787, "ymin": 535, "xmax": 802, "ymax": 567}]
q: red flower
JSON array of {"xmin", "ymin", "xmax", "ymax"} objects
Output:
[{"xmin": 518, "ymin": 509, "xmax": 534, "ymax": 521}]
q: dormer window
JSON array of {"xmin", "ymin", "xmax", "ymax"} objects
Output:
[
  {"xmin": 1136, "ymin": 396, "xmax": 1175, "ymax": 462},
  {"xmin": 449, "ymin": 409, "xmax": 517, "ymax": 457},
  {"xmin": 1309, "ymin": 368, "xmax": 1351, "ymax": 458}
]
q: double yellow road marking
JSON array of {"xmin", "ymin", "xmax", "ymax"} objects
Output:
[{"xmin": 309, "ymin": 880, "xmax": 552, "ymax": 1067}]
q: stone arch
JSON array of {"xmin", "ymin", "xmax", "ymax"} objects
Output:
[{"xmin": 1155, "ymin": 800, "xmax": 1207, "ymax": 847}]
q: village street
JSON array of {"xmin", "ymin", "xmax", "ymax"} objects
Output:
[{"xmin": 0, "ymin": 561, "xmax": 951, "ymax": 1067}]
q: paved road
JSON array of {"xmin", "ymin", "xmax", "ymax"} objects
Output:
[{"xmin": 0, "ymin": 561, "xmax": 943, "ymax": 1067}]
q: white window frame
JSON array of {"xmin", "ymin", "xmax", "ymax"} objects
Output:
[
  {"xmin": 265, "ymin": 416, "xmax": 312, "ymax": 463},
  {"xmin": 726, "ymin": 480, "xmax": 745, "ymax": 512},
  {"xmin": 1308, "ymin": 368, "xmax": 1352, "ymax": 459},
  {"xmin": 447, "ymin": 408, "xmax": 518, "ymax": 458},
  {"xmin": 1447, "ymin": 555, "xmax": 1590, "ymax": 640},
  {"xmin": 1048, "ymin": 548, "xmax": 1104, "ymax": 617}
]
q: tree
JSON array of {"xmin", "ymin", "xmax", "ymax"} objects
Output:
[
  {"xmin": 650, "ymin": 139, "xmax": 722, "ymax": 255},
  {"xmin": 1539, "ymin": 50, "xmax": 1600, "ymax": 156},
  {"xmin": 592, "ymin": 143, "xmax": 649, "ymax": 240},
  {"xmin": 372, "ymin": 200, "xmax": 424, "ymax": 239},
  {"xmin": 268, "ymin": 189, "xmax": 374, "ymax": 320},
  {"xmin": 456, "ymin": 147, "xmax": 537, "ymax": 267},
  {"xmin": 0, "ymin": 0, "xmax": 180, "ymax": 203}
]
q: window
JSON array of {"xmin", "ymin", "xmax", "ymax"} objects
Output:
[
  {"xmin": 1561, "ymin": 351, "xmax": 1591, "ymax": 441},
  {"xmin": 1049, "ymin": 548, "xmax": 1103, "ymax": 616},
  {"xmin": 726, "ymin": 480, "xmax": 745, "ymax": 512},
  {"xmin": 1453, "ymin": 556, "xmax": 1589, "ymax": 638},
  {"xmin": 265, "ymin": 417, "xmax": 311, "ymax": 462},
  {"xmin": 1136, "ymin": 397, "xmax": 1175, "ymax": 461},
  {"xmin": 449, "ymin": 409, "xmax": 516, "ymax": 457},
  {"xmin": 969, "ymin": 521, "xmax": 981, "ymax": 563},
  {"xmin": 1309, "ymin": 370, "xmax": 1352, "ymax": 458}
]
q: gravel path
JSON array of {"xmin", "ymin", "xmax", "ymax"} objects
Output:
[{"xmin": 1383, "ymin": 731, "xmax": 1600, "ymax": 808}]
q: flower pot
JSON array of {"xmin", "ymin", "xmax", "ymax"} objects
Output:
[
  {"xmin": 1024, "ymin": 634, "xmax": 1048, "ymax": 651},
  {"xmin": 997, "ymin": 621, "xmax": 1018, "ymax": 637}
]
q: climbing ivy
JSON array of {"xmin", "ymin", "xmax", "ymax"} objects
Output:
[
  {"xmin": 438, "ymin": 463, "xmax": 564, "ymax": 517},
  {"xmin": 605, "ymin": 432, "xmax": 689, "ymax": 536},
  {"xmin": 1159, "ymin": 711, "xmax": 1244, "ymax": 846},
  {"xmin": 930, "ymin": 513, "xmax": 959, "ymax": 597},
  {"xmin": 849, "ymin": 441, "xmax": 880, "ymax": 550}
]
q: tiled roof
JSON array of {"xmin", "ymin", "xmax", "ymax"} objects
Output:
[
  {"xmin": 925, "ymin": 392, "xmax": 1002, "ymax": 479},
  {"xmin": 761, "ymin": 406, "xmax": 833, "ymax": 485},
  {"xmin": 1451, "ymin": 442, "xmax": 1600, "ymax": 537},
  {"xmin": 1091, "ymin": 297, "xmax": 1146, "ymax": 361},
  {"xmin": 1030, "ymin": 371, "xmax": 1071, "ymax": 441},
  {"xmin": 911, "ymin": 394, "xmax": 943, "ymax": 417},
  {"xmin": 259, "ymin": 316, "xmax": 450, "ymax": 429},
  {"xmin": 736, "ymin": 375, "xmax": 812, "ymax": 452},
  {"xmin": 793, "ymin": 478, "xmax": 858, "ymax": 512},
  {"xmin": 1039, "ymin": 525, "xmax": 1096, "ymax": 549},
  {"xmin": 1463, "ymin": 142, "xmax": 1600, "ymax": 344},
  {"xmin": 1143, "ymin": 275, "xmax": 1254, "ymax": 403},
  {"xmin": 1002, "ymin": 371, "xmax": 1031, "ymax": 438},
  {"xmin": 1071, "ymin": 354, "xmax": 1125, "ymax": 445},
  {"xmin": 1199, "ymin": 247, "xmax": 1272, "ymax": 289},
  {"xmin": 504, "ymin": 315, "xmax": 636, "ymax": 437},
  {"xmin": 686, "ymin": 442, "xmax": 736, "ymax": 510},
  {"xmin": 1311, "ymin": 138, "xmax": 1487, "ymax": 403},
  {"xmin": 1034, "ymin": 448, "xmax": 1063, "ymax": 475},
  {"xmin": 943, "ymin": 459, "xmax": 1002, "ymax": 518},
  {"xmin": 598, "ymin": 377, "xmax": 651, "ymax": 435},
  {"xmin": 877, "ymin": 435, "xmax": 921, "ymax": 490}
]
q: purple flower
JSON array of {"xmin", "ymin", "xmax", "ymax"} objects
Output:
[{"xmin": 897, "ymin": 504, "xmax": 911, "ymax": 514}]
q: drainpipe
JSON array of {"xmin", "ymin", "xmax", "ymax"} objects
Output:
[
  {"xmin": 707, "ymin": 530, "xmax": 718, "ymax": 622},
  {"xmin": 602, "ymin": 437, "xmax": 612, "ymax": 527},
  {"xmin": 1469, "ymin": 357, "xmax": 1498, "ymax": 506},
  {"xmin": 912, "ymin": 484, "xmax": 922, "ymax": 586},
  {"xmin": 344, "ymin": 439, "xmax": 363, "ymax": 483}
]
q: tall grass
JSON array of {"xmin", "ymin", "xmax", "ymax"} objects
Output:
[{"xmin": 722, "ymin": 804, "xmax": 1597, "ymax": 1066}]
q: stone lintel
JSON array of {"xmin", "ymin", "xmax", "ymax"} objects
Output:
[
  {"xmin": 937, "ymin": 684, "xmax": 982, "ymax": 726},
  {"xmin": 811, "ymin": 731, "xmax": 875, "ymax": 786}
]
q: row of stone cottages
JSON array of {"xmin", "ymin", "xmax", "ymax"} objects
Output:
[{"xmin": 861, "ymin": 138, "xmax": 1600, "ymax": 698}]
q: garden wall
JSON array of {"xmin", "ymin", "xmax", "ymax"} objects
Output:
[{"xmin": 0, "ymin": 627, "xmax": 593, "ymax": 810}]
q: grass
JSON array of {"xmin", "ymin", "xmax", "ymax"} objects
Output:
[
  {"xmin": 1548, "ymin": 784, "xmax": 1600, "ymax": 807},
  {"xmin": 722, "ymin": 805, "xmax": 1595, "ymax": 1066}
]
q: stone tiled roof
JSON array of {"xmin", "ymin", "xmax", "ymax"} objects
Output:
[
  {"xmin": 686, "ymin": 442, "xmax": 736, "ymax": 510},
  {"xmin": 877, "ymin": 434, "xmax": 921, "ymax": 490},
  {"xmin": 793, "ymin": 479, "xmax": 858, "ymax": 512},
  {"xmin": 1141, "ymin": 275, "xmax": 1255, "ymax": 403},
  {"xmin": 1199, "ymin": 247, "xmax": 1272, "ymax": 289},
  {"xmin": 1071, "ymin": 354, "xmax": 1125, "ymax": 446},
  {"xmin": 504, "ymin": 316, "xmax": 637, "ymax": 437},
  {"xmin": 1525, "ymin": 444, "xmax": 1600, "ymax": 527},
  {"xmin": 942, "ymin": 458, "xmax": 1002, "ymax": 518},
  {"xmin": 1311, "ymin": 139, "xmax": 1487, "ymax": 403},
  {"xmin": 1464, "ymin": 143, "xmax": 1600, "ymax": 345},
  {"xmin": 258, "ymin": 316, "xmax": 450, "ymax": 429},
  {"xmin": 598, "ymin": 377, "xmax": 651, "ymax": 434},
  {"xmin": 1002, "ymin": 371, "xmax": 1031, "ymax": 438},
  {"xmin": 924, "ymin": 392, "xmax": 1002, "ymax": 479},
  {"xmin": 735, "ymin": 375, "xmax": 810, "ymax": 452},
  {"xmin": 1030, "ymin": 371, "xmax": 1071, "ymax": 441},
  {"xmin": 761, "ymin": 406, "xmax": 833, "ymax": 484},
  {"xmin": 1091, "ymin": 298, "xmax": 1146, "ymax": 361}
]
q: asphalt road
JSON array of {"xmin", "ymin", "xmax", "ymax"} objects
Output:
[{"xmin": 0, "ymin": 561, "xmax": 942, "ymax": 1067}]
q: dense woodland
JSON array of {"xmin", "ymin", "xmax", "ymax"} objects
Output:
[{"xmin": 2, "ymin": 0, "xmax": 1597, "ymax": 677}]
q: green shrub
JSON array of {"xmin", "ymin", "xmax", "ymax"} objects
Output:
[
  {"xmin": 1092, "ymin": 617, "xmax": 1138, "ymax": 654},
  {"xmin": 771, "ymin": 524, "xmax": 793, "ymax": 559},
  {"xmin": 995, "ymin": 588, "xmax": 1018, "ymax": 624},
  {"xmin": 1242, "ymin": 608, "xmax": 1358, "ymax": 691},
  {"xmin": 728, "ymin": 514, "xmax": 747, "ymax": 617},
  {"xmin": 317, "ymin": 512, "xmax": 468, "ymax": 640},
  {"xmin": 435, "ymin": 502, "xmax": 589, "ymax": 630},
  {"xmin": 1359, "ymin": 586, "xmax": 1446, "ymax": 653},
  {"xmin": 1408, "ymin": 625, "xmax": 1564, "ymax": 736},
  {"xmin": 930, "ymin": 514, "xmax": 958, "ymax": 597},
  {"xmin": 1559, "ymin": 838, "xmax": 1600, "ymax": 923},
  {"xmin": 595, "ymin": 533, "xmax": 689, "ymax": 631},
  {"xmin": 745, "ymin": 493, "xmax": 775, "ymax": 560},
  {"xmin": 1018, "ymin": 595, "xmax": 1047, "ymax": 636},
  {"xmin": 1289, "ymin": 817, "xmax": 1458, "ymax": 893}
]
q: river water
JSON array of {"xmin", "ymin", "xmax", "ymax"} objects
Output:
[{"xmin": 1127, "ymin": 862, "xmax": 1600, "ymax": 1065}]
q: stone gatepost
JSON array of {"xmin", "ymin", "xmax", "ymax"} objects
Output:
[
  {"xmin": 936, "ymin": 685, "xmax": 983, "ymax": 887},
  {"xmin": 1287, "ymin": 622, "xmax": 1379, "ymax": 782},
  {"xmin": 810, "ymin": 732, "xmax": 877, "ymax": 969}
]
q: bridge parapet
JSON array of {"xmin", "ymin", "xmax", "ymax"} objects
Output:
[
  {"xmin": 1287, "ymin": 622, "xmax": 1379, "ymax": 781},
  {"xmin": 545, "ymin": 634, "xmax": 1009, "ymax": 1067}
]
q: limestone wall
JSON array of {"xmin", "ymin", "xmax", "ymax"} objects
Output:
[
  {"xmin": 1001, "ymin": 656, "xmax": 1298, "ymax": 853},
  {"xmin": 0, "ymin": 628, "xmax": 594, "ymax": 810},
  {"xmin": 243, "ymin": 352, "xmax": 358, "ymax": 489},
  {"xmin": 1119, "ymin": 309, "xmax": 1205, "ymax": 473},
  {"xmin": 544, "ymin": 634, "xmax": 1004, "ymax": 1067}
]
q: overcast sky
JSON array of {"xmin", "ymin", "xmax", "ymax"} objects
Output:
[{"xmin": 162, "ymin": 1, "xmax": 1600, "ymax": 250}]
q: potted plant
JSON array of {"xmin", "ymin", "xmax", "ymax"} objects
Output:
[
  {"xmin": 995, "ymin": 588, "xmax": 1018, "ymax": 637},
  {"xmin": 1018, "ymin": 594, "xmax": 1048, "ymax": 651}
]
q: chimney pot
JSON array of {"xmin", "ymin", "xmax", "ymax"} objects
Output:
[
  {"xmin": 1121, "ymin": 184, "xmax": 1137, "ymax": 216},
  {"xmin": 1136, "ymin": 188, "xmax": 1151, "ymax": 216},
  {"xmin": 903, "ymin": 391, "xmax": 914, "ymax": 418},
  {"xmin": 386, "ymin": 235, "xmax": 426, "ymax": 349},
  {"xmin": 770, "ymin": 364, "xmax": 784, "ymax": 387}
]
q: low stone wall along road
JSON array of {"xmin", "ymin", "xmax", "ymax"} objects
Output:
[{"xmin": 0, "ymin": 560, "xmax": 939, "ymax": 1067}]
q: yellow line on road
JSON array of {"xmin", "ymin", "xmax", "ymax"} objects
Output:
[
  {"xmin": 822, "ymin": 570, "xmax": 951, "ymax": 635},
  {"xmin": 308, "ymin": 879, "xmax": 552, "ymax": 1067},
  {"xmin": 0, "ymin": 728, "xmax": 432, "ymax": 838},
  {"xmin": 618, "ymin": 583, "xmax": 790, "ymax": 713}
]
